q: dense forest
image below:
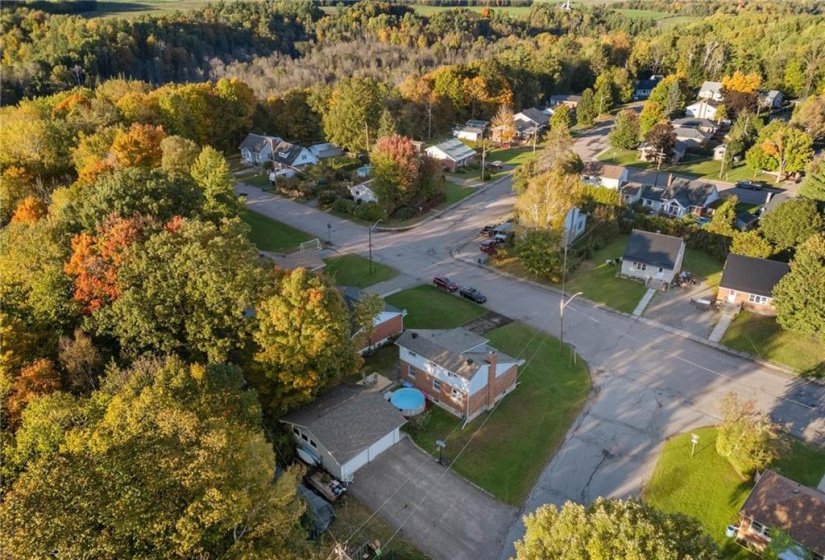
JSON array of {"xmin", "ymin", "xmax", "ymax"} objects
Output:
[{"xmin": 2, "ymin": 1, "xmax": 825, "ymax": 557}]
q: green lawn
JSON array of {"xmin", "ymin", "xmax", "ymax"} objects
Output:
[
  {"xmin": 721, "ymin": 312, "xmax": 825, "ymax": 378},
  {"xmin": 241, "ymin": 210, "xmax": 314, "ymax": 252},
  {"xmin": 323, "ymin": 498, "xmax": 428, "ymax": 560},
  {"xmin": 322, "ymin": 253, "xmax": 398, "ymax": 289},
  {"xmin": 241, "ymin": 173, "xmax": 271, "ymax": 188},
  {"xmin": 616, "ymin": 8, "xmax": 672, "ymax": 19},
  {"xmin": 444, "ymin": 181, "xmax": 476, "ymax": 205},
  {"xmin": 413, "ymin": 5, "xmax": 532, "ymax": 16},
  {"xmin": 407, "ymin": 322, "xmax": 591, "ymax": 504},
  {"xmin": 561, "ymin": 236, "xmax": 648, "ymax": 314},
  {"xmin": 385, "ymin": 285, "xmax": 486, "ymax": 329},
  {"xmin": 682, "ymin": 249, "xmax": 724, "ymax": 288},
  {"xmin": 361, "ymin": 345, "xmax": 401, "ymax": 381},
  {"xmin": 645, "ymin": 427, "xmax": 825, "ymax": 559},
  {"xmin": 598, "ymin": 149, "xmax": 769, "ymax": 184}
]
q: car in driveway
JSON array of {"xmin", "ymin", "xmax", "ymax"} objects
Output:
[
  {"xmin": 433, "ymin": 275, "xmax": 459, "ymax": 292},
  {"xmin": 736, "ymin": 181, "xmax": 763, "ymax": 190},
  {"xmin": 459, "ymin": 286, "xmax": 487, "ymax": 304}
]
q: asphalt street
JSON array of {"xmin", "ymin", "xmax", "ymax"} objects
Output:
[{"xmin": 238, "ymin": 142, "xmax": 823, "ymax": 559}]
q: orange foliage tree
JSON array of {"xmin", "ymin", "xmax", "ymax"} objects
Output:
[
  {"xmin": 10, "ymin": 196, "xmax": 48, "ymax": 224},
  {"xmin": 110, "ymin": 123, "xmax": 166, "ymax": 169},
  {"xmin": 4, "ymin": 358, "xmax": 62, "ymax": 429}
]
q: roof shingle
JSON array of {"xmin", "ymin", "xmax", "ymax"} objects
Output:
[{"xmin": 719, "ymin": 254, "xmax": 789, "ymax": 297}]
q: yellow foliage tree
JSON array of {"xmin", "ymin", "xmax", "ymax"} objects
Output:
[{"xmin": 722, "ymin": 71, "xmax": 762, "ymax": 93}]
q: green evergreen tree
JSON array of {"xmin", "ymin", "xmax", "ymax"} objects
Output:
[
  {"xmin": 608, "ymin": 109, "xmax": 641, "ymax": 150},
  {"xmin": 773, "ymin": 233, "xmax": 825, "ymax": 338},
  {"xmin": 377, "ymin": 108, "xmax": 399, "ymax": 140},
  {"xmin": 576, "ymin": 89, "xmax": 597, "ymax": 127}
]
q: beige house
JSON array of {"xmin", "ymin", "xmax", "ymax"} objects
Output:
[{"xmin": 716, "ymin": 254, "xmax": 790, "ymax": 315}]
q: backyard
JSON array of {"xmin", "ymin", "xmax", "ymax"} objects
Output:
[
  {"xmin": 721, "ymin": 312, "xmax": 825, "ymax": 378},
  {"xmin": 241, "ymin": 210, "xmax": 314, "ymax": 252},
  {"xmin": 598, "ymin": 148, "xmax": 769, "ymax": 184},
  {"xmin": 645, "ymin": 427, "xmax": 825, "ymax": 559},
  {"xmin": 682, "ymin": 248, "xmax": 724, "ymax": 288},
  {"xmin": 323, "ymin": 253, "xmax": 398, "ymax": 289}
]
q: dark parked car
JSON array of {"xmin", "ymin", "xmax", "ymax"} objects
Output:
[
  {"xmin": 480, "ymin": 239, "xmax": 498, "ymax": 254},
  {"xmin": 459, "ymin": 286, "xmax": 487, "ymax": 304},
  {"xmin": 736, "ymin": 181, "xmax": 763, "ymax": 191},
  {"xmin": 486, "ymin": 160, "xmax": 503, "ymax": 170},
  {"xmin": 480, "ymin": 223, "xmax": 499, "ymax": 236},
  {"xmin": 433, "ymin": 275, "xmax": 459, "ymax": 292}
]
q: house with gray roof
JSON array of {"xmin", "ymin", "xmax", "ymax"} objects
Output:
[
  {"xmin": 340, "ymin": 286, "xmax": 406, "ymax": 353},
  {"xmin": 396, "ymin": 328, "xmax": 523, "ymax": 421},
  {"xmin": 640, "ymin": 176, "xmax": 719, "ymax": 217},
  {"xmin": 425, "ymin": 139, "xmax": 477, "ymax": 172},
  {"xmin": 716, "ymin": 254, "xmax": 789, "ymax": 315},
  {"xmin": 634, "ymin": 75, "xmax": 663, "ymax": 100},
  {"xmin": 759, "ymin": 89, "xmax": 784, "ymax": 110},
  {"xmin": 621, "ymin": 229, "xmax": 685, "ymax": 286},
  {"xmin": 514, "ymin": 107, "xmax": 550, "ymax": 139},
  {"xmin": 270, "ymin": 140, "xmax": 319, "ymax": 168},
  {"xmin": 673, "ymin": 125, "xmax": 713, "ymax": 149},
  {"xmin": 672, "ymin": 117, "xmax": 719, "ymax": 135},
  {"xmin": 698, "ymin": 80, "xmax": 724, "ymax": 102},
  {"xmin": 309, "ymin": 142, "xmax": 343, "ymax": 159},
  {"xmin": 281, "ymin": 385, "xmax": 406, "ymax": 481},
  {"xmin": 549, "ymin": 94, "xmax": 583, "ymax": 109},
  {"xmin": 239, "ymin": 133, "xmax": 282, "ymax": 164},
  {"xmin": 582, "ymin": 161, "xmax": 628, "ymax": 189}
]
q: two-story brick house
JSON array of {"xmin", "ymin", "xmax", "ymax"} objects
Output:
[{"xmin": 395, "ymin": 328, "xmax": 523, "ymax": 421}]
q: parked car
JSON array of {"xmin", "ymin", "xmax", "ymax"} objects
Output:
[
  {"xmin": 459, "ymin": 286, "xmax": 487, "ymax": 304},
  {"xmin": 433, "ymin": 275, "xmax": 459, "ymax": 292},
  {"xmin": 486, "ymin": 160, "xmax": 503, "ymax": 170},
  {"xmin": 735, "ymin": 181, "xmax": 763, "ymax": 191},
  {"xmin": 480, "ymin": 223, "xmax": 500, "ymax": 236},
  {"xmin": 480, "ymin": 239, "xmax": 498, "ymax": 254}
]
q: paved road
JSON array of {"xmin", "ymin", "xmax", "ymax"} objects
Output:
[{"xmin": 238, "ymin": 163, "xmax": 822, "ymax": 560}]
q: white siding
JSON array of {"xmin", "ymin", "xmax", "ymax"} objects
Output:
[
  {"xmin": 342, "ymin": 448, "xmax": 370, "ymax": 480},
  {"xmin": 400, "ymin": 347, "xmax": 473, "ymax": 392}
]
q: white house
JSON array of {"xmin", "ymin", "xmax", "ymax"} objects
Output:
[
  {"xmin": 621, "ymin": 229, "xmax": 686, "ymax": 287},
  {"xmin": 280, "ymin": 385, "xmax": 406, "ymax": 482},
  {"xmin": 270, "ymin": 140, "xmax": 319, "ymax": 168},
  {"xmin": 581, "ymin": 162, "xmax": 628, "ymax": 189},
  {"xmin": 564, "ymin": 207, "xmax": 587, "ymax": 244},
  {"xmin": 713, "ymin": 144, "xmax": 727, "ymax": 161},
  {"xmin": 348, "ymin": 180, "xmax": 378, "ymax": 204},
  {"xmin": 634, "ymin": 75, "xmax": 663, "ymax": 100},
  {"xmin": 640, "ymin": 176, "xmax": 719, "ymax": 217},
  {"xmin": 513, "ymin": 107, "xmax": 550, "ymax": 138},
  {"xmin": 686, "ymin": 100, "xmax": 722, "ymax": 120},
  {"xmin": 425, "ymin": 139, "xmax": 477, "ymax": 172},
  {"xmin": 698, "ymin": 81, "xmax": 724, "ymax": 102},
  {"xmin": 453, "ymin": 125, "xmax": 485, "ymax": 142},
  {"xmin": 239, "ymin": 133, "xmax": 282, "ymax": 164}
]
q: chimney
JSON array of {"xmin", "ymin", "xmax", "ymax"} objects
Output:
[
  {"xmin": 485, "ymin": 351, "xmax": 498, "ymax": 408},
  {"xmin": 667, "ymin": 173, "xmax": 674, "ymax": 187}
]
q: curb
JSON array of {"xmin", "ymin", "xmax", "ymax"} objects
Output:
[{"xmin": 449, "ymin": 241, "xmax": 812, "ymax": 382}]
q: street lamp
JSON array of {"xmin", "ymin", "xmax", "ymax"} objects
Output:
[
  {"xmin": 559, "ymin": 291, "xmax": 583, "ymax": 356},
  {"xmin": 368, "ymin": 219, "xmax": 382, "ymax": 274},
  {"xmin": 326, "ymin": 223, "xmax": 332, "ymax": 245},
  {"xmin": 436, "ymin": 439, "xmax": 446, "ymax": 465}
]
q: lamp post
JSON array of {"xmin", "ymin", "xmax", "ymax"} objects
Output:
[
  {"xmin": 326, "ymin": 223, "xmax": 332, "ymax": 245},
  {"xmin": 532, "ymin": 123, "xmax": 545, "ymax": 153},
  {"xmin": 559, "ymin": 291, "xmax": 583, "ymax": 356},
  {"xmin": 436, "ymin": 439, "xmax": 446, "ymax": 465},
  {"xmin": 691, "ymin": 433, "xmax": 700, "ymax": 457},
  {"xmin": 368, "ymin": 219, "xmax": 382, "ymax": 274}
]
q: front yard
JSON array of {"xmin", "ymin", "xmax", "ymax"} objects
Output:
[
  {"xmin": 241, "ymin": 210, "xmax": 314, "ymax": 252},
  {"xmin": 721, "ymin": 312, "xmax": 825, "ymax": 378},
  {"xmin": 598, "ymin": 148, "xmax": 768, "ymax": 184},
  {"xmin": 406, "ymin": 322, "xmax": 591, "ymax": 505},
  {"xmin": 322, "ymin": 253, "xmax": 398, "ymax": 288},
  {"xmin": 645, "ymin": 427, "xmax": 825, "ymax": 559},
  {"xmin": 385, "ymin": 285, "xmax": 487, "ymax": 329}
]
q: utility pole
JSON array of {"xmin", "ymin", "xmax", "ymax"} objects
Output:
[
  {"xmin": 364, "ymin": 122, "xmax": 370, "ymax": 152},
  {"xmin": 368, "ymin": 219, "xmax": 382, "ymax": 274},
  {"xmin": 427, "ymin": 104, "xmax": 433, "ymax": 140}
]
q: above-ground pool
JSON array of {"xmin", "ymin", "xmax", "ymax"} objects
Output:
[{"xmin": 390, "ymin": 388, "xmax": 426, "ymax": 416}]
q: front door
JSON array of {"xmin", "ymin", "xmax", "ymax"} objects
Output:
[{"xmin": 727, "ymin": 290, "xmax": 737, "ymax": 304}]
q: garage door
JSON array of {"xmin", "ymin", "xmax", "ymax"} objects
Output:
[
  {"xmin": 343, "ymin": 448, "xmax": 370, "ymax": 480},
  {"xmin": 369, "ymin": 430, "xmax": 398, "ymax": 461}
]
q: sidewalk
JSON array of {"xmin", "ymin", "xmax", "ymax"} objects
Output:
[
  {"xmin": 709, "ymin": 310, "xmax": 737, "ymax": 343},
  {"xmin": 632, "ymin": 288, "xmax": 656, "ymax": 316}
]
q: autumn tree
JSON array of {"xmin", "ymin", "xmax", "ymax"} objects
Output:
[
  {"xmin": 160, "ymin": 135, "xmax": 200, "ymax": 176},
  {"xmin": 516, "ymin": 170, "xmax": 584, "ymax": 232},
  {"xmin": 791, "ymin": 94, "xmax": 825, "ymax": 141},
  {"xmin": 515, "ymin": 498, "xmax": 719, "ymax": 560},
  {"xmin": 265, "ymin": 89, "xmax": 324, "ymax": 144},
  {"xmin": 644, "ymin": 122, "xmax": 677, "ymax": 164},
  {"xmin": 800, "ymin": 156, "xmax": 825, "ymax": 202},
  {"xmin": 322, "ymin": 77, "xmax": 385, "ymax": 152},
  {"xmin": 190, "ymin": 146, "xmax": 240, "ymax": 221},
  {"xmin": 253, "ymin": 268, "xmax": 360, "ymax": 412},
  {"xmin": 759, "ymin": 198, "xmax": 824, "ymax": 250},
  {"xmin": 110, "ymin": 123, "xmax": 167, "ymax": 169},
  {"xmin": 370, "ymin": 134, "xmax": 427, "ymax": 214},
  {"xmin": 0, "ymin": 357, "xmax": 311, "ymax": 559},
  {"xmin": 773, "ymin": 233, "xmax": 825, "ymax": 338},
  {"xmin": 731, "ymin": 231, "xmax": 775, "ymax": 259},
  {"xmin": 0, "ymin": 166, "xmax": 36, "ymax": 224},
  {"xmin": 717, "ymin": 391, "xmax": 785, "ymax": 477},
  {"xmin": 639, "ymin": 100, "xmax": 666, "ymax": 137},
  {"xmin": 4, "ymin": 359, "xmax": 62, "ymax": 430},
  {"xmin": 745, "ymin": 121, "xmax": 814, "ymax": 182},
  {"xmin": 576, "ymin": 88, "xmax": 597, "ymax": 127},
  {"xmin": 550, "ymin": 104, "xmax": 572, "ymax": 130},
  {"xmin": 722, "ymin": 71, "xmax": 762, "ymax": 118},
  {"xmin": 58, "ymin": 329, "xmax": 103, "ymax": 395},
  {"xmin": 608, "ymin": 109, "xmax": 641, "ymax": 150},
  {"xmin": 10, "ymin": 196, "xmax": 48, "ymax": 224},
  {"xmin": 491, "ymin": 104, "xmax": 517, "ymax": 144}
]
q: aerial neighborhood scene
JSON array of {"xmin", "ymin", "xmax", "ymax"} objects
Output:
[{"xmin": 4, "ymin": 0, "xmax": 825, "ymax": 558}]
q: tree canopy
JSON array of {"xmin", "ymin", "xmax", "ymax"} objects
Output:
[
  {"xmin": 773, "ymin": 233, "xmax": 825, "ymax": 339},
  {"xmin": 759, "ymin": 198, "xmax": 824, "ymax": 250}
]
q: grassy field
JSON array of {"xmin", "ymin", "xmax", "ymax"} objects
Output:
[
  {"xmin": 241, "ymin": 210, "xmax": 314, "ymax": 252},
  {"xmin": 645, "ymin": 427, "xmax": 825, "ymax": 559},
  {"xmin": 412, "ymin": 5, "xmax": 532, "ymax": 16},
  {"xmin": 444, "ymin": 181, "xmax": 476, "ymax": 205},
  {"xmin": 616, "ymin": 8, "xmax": 671, "ymax": 20},
  {"xmin": 598, "ymin": 148, "xmax": 766, "ymax": 184},
  {"xmin": 721, "ymin": 312, "xmax": 825, "ymax": 378},
  {"xmin": 407, "ymin": 322, "xmax": 591, "ymax": 504},
  {"xmin": 323, "ymin": 253, "xmax": 398, "ymax": 289},
  {"xmin": 361, "ymin": 345, "xmax": 401, "ymax": 381},
  {"xmin": 322, "ymin": 498, "xmax": 429, "ymax": 560},
  {"xmin": 385, "ymin": 285, "xmax": 487, "ymax": 329},
  {"xmin": 86, "ymin": 0, "xmax": 217, "ymax": 18},
  {"xmin": 682, "ymin": 249, "xmax": 724, "ymax": 288}
]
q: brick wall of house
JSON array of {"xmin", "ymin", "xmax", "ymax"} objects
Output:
[
  {"xmin": 367, "ymin": 314, "xmax": 404, "ymax": 348},
  {"xmin": 400, "ymin": 362, "xmax": 467, "ymax": 417},
  {"xmin": 716, "ymin": 287, "xmax": 777, "ymax": 316}
]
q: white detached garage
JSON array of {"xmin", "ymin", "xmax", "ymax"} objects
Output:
[{"xmin": 280, "ymin": 385, "xmax": 406, "ymax": 482}]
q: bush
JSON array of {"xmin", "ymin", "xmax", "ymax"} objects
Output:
[
  {"xmin": 317, "ymin": 189, "xmax": 339, "ymax": 208},
  {"xmin": 392, "ymin": 206, "xmax": 417, "ymax": 221},
  {"xmin": 354, "ymin": 202, "xmax": 384, "ymax": 222},
  {"xmin": 332, "ymin": 197, "xmax": 356, "ymax": 214}
]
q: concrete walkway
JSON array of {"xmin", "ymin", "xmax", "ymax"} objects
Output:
[
  {"xmin": 363, "ymin": 272, "xmax": 422, "ymax": 298},
  {"xmin": 709, "ymin": 310, "xmax": 737, "ymax": 342},
  {"xmin": 633, "ymin": 288, "xmax": 657, "ymax": 316}
]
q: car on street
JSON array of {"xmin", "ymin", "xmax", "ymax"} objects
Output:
[
  {"xmin": 486, "ymin": 161, "xmax": 504, "ymax": 170},
  {"xmin": 459, "ymin": 286, "xmax": 487, "ymax": 304},
  {"xmin": 736, "ymin": 181, "xmax": 763, "ymax": 190},
  {"xmin": 480, "ymin": 223, "xmax": 499, "ymax": 236},
  {"xmin": 433, "ymin": 275, "xmax": 459, "ymax": 292},
  {"xmin": 480, "ymin": 239, "xmax": 498, "ymax": 254}
]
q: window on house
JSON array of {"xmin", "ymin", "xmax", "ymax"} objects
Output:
[
  {"xmin": 309, "ymin": 439, "xmax": 318, "ymax": 449},
  {"xmin": 644, "ymin": 200, "xmax": 652, "ymax": 206},
  {"xmin": 658, "ymin": 267, "xmax": 664, "ymax": 273},
  {"xmin": 292, "ymin": 427, "xmax": 300, "ymax": 437},
  {"xmin": 451, "ymin": 388, "xmax": 463, "ymax": 404},
  {"xmin": 408, "ymin": 351, "xmax": 417, "ymax": 357},
  {"xmin": 301, "ymin": 434, "xmax": 309, "ymax": 443},
  {"xmin": 432, "ymin": 379, "xmax": 442, "ymax": 392},
  {"xmin": 633, "ymin": 262, "xmax": 647, "ymax": 271},
  {"xmin": 408, "ymin": 369, "xmax": 416, "ymax": 379},
  {"xmin": 750, "ymin": 520, "xmax": 767, "ymax": 535},
  {"xmin": 748, "ymin": 294, "xmax": 769, "ymax": 305}
]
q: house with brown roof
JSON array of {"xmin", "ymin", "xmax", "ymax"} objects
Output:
[
  {"xmin": 735, "ymin": 470, "xmax": 825, "ymax": 559},
  {"xmin": 395, "ymin": 328, "xmax": 524, "ymax": 421},
  {"xmin": 582, "ymin": 161, "xmax": 628, "ymax": 190},
  {"xmin": 716, "ymin": 255, "xmax": 790, "ymax": 315}
]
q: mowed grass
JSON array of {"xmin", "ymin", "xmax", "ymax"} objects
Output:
[
  {"xmin": 241, "ymin": 210, "xmax": 314, "ymax": 252},
  {"xmin": 322, "ymin": 498, "xmax": 428, "ymax": 560},
  {"xmin": 408, "ymin": 322, "xmax": 591, "ymax": 504},
  {"xmin": 444, "ymin": 181, "xmax": 476, "ymax": 205},
  {"xmin": 721, "ymin": 312, "xmax": 825, "ymax": 378},
  {"xmin": 682, "ymin": 249, "xmax": 724, "ymax": 288},
  {"xmin": 385, "ymin": 285, "xmax": 486, "ymax": 329},
  {"xmin": 561, "ymin": 235, "xmax": 648, "ymax": 314},
  {"xmin": 413, "ymin": 5, "xmax": 532, "ymax": 16},
  {"xmin": 323, "ymin": 253, "xmax": 398, "ymax": 289},
  {"xmin": 598, "ymin": 148, "xmax": 766, "ymax": 184},
  {"xmin": 645, "ymin": 427, "xmax": 825, "ymax": 559}
]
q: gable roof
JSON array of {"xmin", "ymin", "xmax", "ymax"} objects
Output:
[
  {"xmin": 427, "ymin": 139, "xmax": 477, "ymax": 162},
  {"xmin": 516, "ymin": 107, "xmax": 550, "ymax": 126},
  {"xmin": 674, "ymin": 126, "xmax": 712, "ymax": 142},
  {"xmin": 699, "ymin": 81, "xmax": 723, "ymax": 94},
  {"xmin": 239, "ymin": 133, "xmax": 280, "ymax": 153},
  {"xmin": 281, "ymin": 385, "xmax": 406, "ymax": 466},
  {"xmin": 740, "ymin": 470, "xmax": 825, "ymax": 554},
  {"xmin": 582, "ymin": 161, "xmax": 626, "ymax": 181},
  {"xmin": 720, "ymin": 254, "xmax": 790, "ymax": 297},
  {"xmin": 661, "ymin": 178, "xmax": 717, "ymax": 208},
  {"xmin": 672, "ymin": 117, "xmax": 717, "ymax": 129},
  {"xmin": 397, "ymin": 328, "xmax": 494, "ymax": 380},
  {"xmin": 465, "ymin": 119, "xmax": 490, "ymax": 128},
  {"xmin": 309, "ymin": 143, "xmax": 343, "ymax": 159},
  {"xmin": 550, "ymin": 94, "xmax": 582, "ymax": 105},
  {"xmin": 271, "ymin": 140, "xmax": 308, "ymax": 167},
  {"xmin": 623, "ymin": 229, "xmax": 684, "ymax": 269}
]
